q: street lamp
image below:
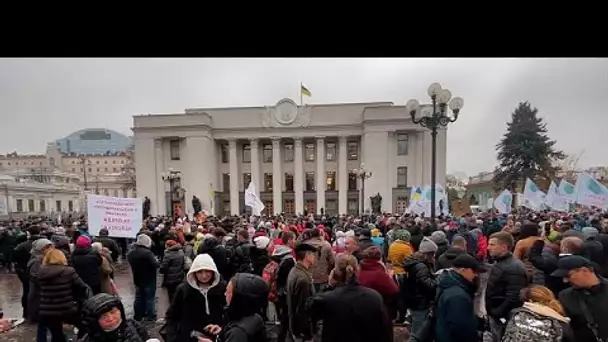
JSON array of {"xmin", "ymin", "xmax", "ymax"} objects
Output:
[
  {"xmin": 353, "ymin": 163, "xmax": 372, "ymax": 215},
  {"xmin": 161, "ymin": 168, "xmax": 182, "ymax": 219},
  {"xmin": 406, "ymin": 82, "xmax": 463, "ymax": 221}
]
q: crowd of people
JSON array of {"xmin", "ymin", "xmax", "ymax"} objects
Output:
[{"xmin": 0, "ymin": 209, "xmax": 608, "ymax": 342}]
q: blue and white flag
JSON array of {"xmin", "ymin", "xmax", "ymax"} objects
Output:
[
  {"xmin": 494, "ymin": 189, "xmax": 513, "ymax": 214},
  {"xmin": 558, "ymin": 179, "xmax": 577, "ymax": 204},
  {"xmin": 573, "ymin": 171, "xmax": 608, "ymax": 209},
  {"xmin": 522, "ymin": 178, "xmax": 546, "ymax": 210},
  {"xmin": 545, "ymin": 181, "xmax": 569, "ymax": 212}
]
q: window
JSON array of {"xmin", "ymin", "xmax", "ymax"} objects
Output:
[
  {"xmin": 97, "ymin": 168, "xmax": 100, "ymax": 172},
  {"xmin": 170, "ymin": 140, "xmax": 180, "ymax": 160},
  {"xmin": 222, "ymin": 201, "xmax": 230, "ymax": 216},
  {"xmin": 96, "ymin": 161, "xmax": 100, "ymax": 165},
  {"xmin": 263, "ymin": 144, "xmax": 273, "ymax": 163},
  {"xmin": 326, "ymin": 142, "xmax": 336, "ymax": 161},
  {"xmin": 348, "ymin": 199, "xmax": 358, "ymax": 214},
  {"xmin": 68, "ymin": 200, "xmax": 74, "ymax": 212},
  {"xmin": 396, "ymin": 196, "xmax": 408, "ymax": 214},
  {"xmin": 284, "ymin": 199, "xmax": 295, "ymax": 214},
  {"xmin": 348, "ymin": 142, "xmax": 359, "ymax": 160},
  {"xmin": 113, "ymin": 160, "xmax": 116, "ymax": 164},
  {"xmin": 305, "ymin": 143, "xmax": 315, "ymax": 161},
  {"xmin": 305, "ymin": 172, "xmax": 315, "ymax": 191},
  {"xmin": 104, "ymin": 168, "xmax": 108, "ymax": 172},
  {"xmin": 113, "ymin": 189, "xmax": 119, "ymax": 197},
  {"xmin": 88, "ymin": 168, "xmax": 92, "ymax": 173},
  {"xmin": 397, "ymin": 134, "xmax": 409, "ymax": 155},
  {"xmin": 221, "ymin": 144, "xmax": 229, "ymax": 163},
  {"xmin": 121, "ymin": 160, "xmax": 125, "ymax": 164},
  {"xmin": 264, "ymin": 173, "xmax": 273, "ymax": 192},
  {"xmin": 243, "ymin": 173, "xmax": 251, "ymax": 188},
  {"xmin": 263, "ymin": 201, "xmax": 274, "ymax": 216},
  {"xmin": 222, "ymin": 173, "xmax": 230, "ymax": 192},
  {"xmin": 305, "ymin": 200, "xmax": 316, "ymax": 215},
  {"xmin": 56, "ymin": 200, "xmax": 62, "ymax": 212},
  {"xmin": 40, "ymin": 200, "xmax": 45, "ymax": 212},
  {"xmin": 28, "ymin": 199, "xmax": 35, "ymax": 212},
  {"xmin": 242, "ymin": 144, "xmax": 251, "ymax": 163},
  {"xmin": 123, "ymin": 189, "xmax": 129, "ymax": 198},
  {"xmin": 348, "ymin": 173, "xmax": 358, "ymax": 190},
  {"xmin": 326, "ymin": 171, "xmax": 336, "ymax": 191},
  {"xmin": 397, "ymin": 167, "xmax": 408, "ymax": 187},
  {"xmin": 16, "ymin": 199, "xmax": 23, "ymax": 212},
  {"xmin": 326, "ymin": 199, "xmax": 337, "ymax": 215},
  {"xmin": 72, "ymin": 168, "xmax": 75, "ymax": 172},
  {"xmin": 285, "ymin": 173, "xmax": 294, "ymax": 191},
  {"xmin": 104, "ymin": 161, "xmax": 108, "ymax": 164},
  {"xmin": 284, "ymin": 144, "xmax": 294, "ymax": 162}
]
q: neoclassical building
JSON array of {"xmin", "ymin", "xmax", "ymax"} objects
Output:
[{"xmin": 133, "ymin": 98, "xmax": 447, "ymax": 216}]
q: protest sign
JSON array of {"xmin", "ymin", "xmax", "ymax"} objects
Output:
[{"xmin": 87, "ymin": 194, "xmax": 142, "ymax": 238}]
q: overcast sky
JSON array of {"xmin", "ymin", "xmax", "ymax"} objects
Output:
[{"xmin": 0, "ymin": 58, "xmax": 606, "ymax": 177}]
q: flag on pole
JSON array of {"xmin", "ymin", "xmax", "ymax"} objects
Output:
[
  {"xmin": 245, "ymin": 182, "xmax": 265, "ymax": 215},
  {"xmin": 301, "ymin": 83, "xmax": 312, "ymax": 97}
]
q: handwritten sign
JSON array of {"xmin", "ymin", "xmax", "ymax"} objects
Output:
[{"xmin": 87, "ymin": 194, "xmax": 142, "ymax": 238}]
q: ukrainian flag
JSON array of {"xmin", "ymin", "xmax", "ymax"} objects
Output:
[
  {"xmin": 413, "ymin": 187, "xmax": 423, "ymax": 200},
  {"xmin": 301, "ymin": 84, "xmax": 312, "ymax": 97}
]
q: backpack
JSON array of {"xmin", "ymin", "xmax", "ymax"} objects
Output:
[
  {"xmin": 262, "ymin": 261, "xmax": 279, "ymax": 302},
  {"xmin": 501, "ymin": 308, "xmax": 564, "ymax": 342},
  {"xmin": 228, "ymin": 243, "xmax": 254, "ymax": 274}
]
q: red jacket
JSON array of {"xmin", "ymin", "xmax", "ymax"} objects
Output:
[{"xmin": 358, "ymin": 259, "xmax": 399, "ymax": 318}]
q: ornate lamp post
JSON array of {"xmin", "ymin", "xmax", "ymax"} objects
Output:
[
  {"xmin": 161, "ymin": 168, "xmax": 182, "ymax": 218},
  {"xmin": 406, "ymin": 83, "xmax": 463, "ymax": 220},
  {"xmin": 353, "ymin": 163, "xmax": 372, "ymax": 215}
]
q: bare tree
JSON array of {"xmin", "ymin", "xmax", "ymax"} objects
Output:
[
  {"xmin": 555, "ymin": 150, "xmax": 584, "ymax": 183},
  {"xmin": 120, "ymin": 144, "xmax": 136, "ymax": 192}
]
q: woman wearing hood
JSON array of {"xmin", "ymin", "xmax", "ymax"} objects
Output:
[
  {"xmin": 163, "ymin": 254, "xmax": 226, "ymax": 342},
  {"xmin": 78, "ymin": 293, "xmax": 149, "ymax": 342},
  {"xmin": 198, "ymin": 273, "xmax": 269, "ymax": 342}
]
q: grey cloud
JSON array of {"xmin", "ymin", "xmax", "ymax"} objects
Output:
[{"xmin": 0, "ymin": 58, "xmax": 606, "ymax": 177}]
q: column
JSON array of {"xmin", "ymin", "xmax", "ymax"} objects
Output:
[
  {"xmin": 153, "ymin": 139, "xmax": 166, "ymax": 216},
  {"xmin": 228, "ymin": 139, "xmax": 240, "ymax": 215},
  {"xmin": 250, "ymin": 139, "xmax": 260, "ymax": 190},
  {"xmin": 316, "ymin": 136, "xmax": 326, "ymax": 214},
  {"xmin": 294, "ymin": 138, "xmax": 304, "ymax": 214},
  {"xmin": 338, "ymin": 136, "xmax": 348, "ymax": 215},
  {"xmin": 185, "ymin": 136, "xmax": 214, "ymax": 213},
  {"xmin": 272, "ymin": 137, "xmax": 283, "ymax": 214}
]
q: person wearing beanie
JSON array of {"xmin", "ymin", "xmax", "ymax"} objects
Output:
[
  {"xmin": 127, "ymin": 231, "xmax": 160, "ymax": 322},
  {"xmin": 430, "ymin": 231, "xmax": 449, "ymax": 261},
  {"xmin": 402, "ymin": 236, "xmax": 438, "ymax": 340},
  {"xmin": 93, "ymin": 228, "xmax": 120, "ymax": 264},
  {"xmin": 72, "ymin": 234, "xmax": 103, "ymax": 295},
  {"xmin": 387, "ymin": 229, "xmax": 414, "ymax": 276},
  {"xmin": 160, "ymin": 239, "xmax": 185, "ymax": 301}
]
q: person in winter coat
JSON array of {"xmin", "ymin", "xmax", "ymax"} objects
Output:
[
  {"xmin": 160, "ymin": 240, "xmax": 186, "ymax": 301},
  {"xmin": 431, "ymin": 230, "xmax": 449, "ymax": 261},
  {"xmin": 27, "ymin": 238, "xmax": 53, "ymax": 324},
  {"xmin": 485, "ymin": 231, "xmax": 528, "ymax": 342},
  {"xmin": 286, "ymin": 243, "xmax": 318, "ymax": 341},
  {"xmin": 198, "ymin": 235, "xmax": 229, "ymax": 279},
  {"xmin": 358, "ymin": 246, "xmax": 399, "ymax": 319},
  {"xmin": 77, "ymin": 293, "xmax": 149, "ymax": 342},
  {"xmin": 251, "ymin": 236, "xmax": 271, "ymax": 276},
  {"xmin": 93, "ymin": 228, "xmax": 120, "ymax": 263},
  {"xmin": 306, "ymin": 229, "xmax": 335, "ymax": 292},
  {"xmin": 435, "ymin": 254, "xmax": 487, "ymax": 342},
  {"xmin": 198, "ymin": 273, "xmax": 269, "ymax": 342},
  {"xmin": 72, "ymin": 236, "xmax": 103, "ymax": 295},
  {"xmin": 513, "ymin": 223, "xmax": 543, "ymax": 282},
  {"xmin": 163, "ymin": 254, "xmax": 226, "ymax": 342},
  {"xmin": 436, "ymin": 235, "xmax": 468, "ymax": 271},
  {"xmin": 91, "ymin": 242, "xmax": 116, "ymax": 296},
  {"xmin": 371, "ymin": 228, "xmax": 385, "ymax": 250},
  {"xmin": 307, "ymin": 253, "xmax": 393, "ymax": 342},
  {"xmin": 501, "ymin": 285, "xmax": 574, "ymax": 342},
  {"xmin": 470, "ymin": 228, "xmax": 488, "ymax": 261},
  {"xmin": 38, "ymin": 249, "xmax": 91, "ymax": 342},
  {"xmin": 528, "ymin": 237, "xmax": 581, "ymax": 297},
  {"xmin": 262, "ymin": 244, "xmax": 295, "ymax": 342},
  {"xmin": 51, "ymin": 230, "xmax": 72, "ymax": 265},
  {"xmin": 402, "ymin": 237, "xmax": 438, "ymax": 341},
  {"xmin": 387, "ymin": 229, "xmax": 414, "ymax": 276},
  {"xmin": 127, "ymin": 234, "xmax": 159, "ymax": 322},
  {"xmin": 183, "ymin": 233, "xmax": 196, "ymax": 260}
]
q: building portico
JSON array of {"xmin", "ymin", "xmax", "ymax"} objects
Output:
[{"xmin": 132, "ymin": 98, "xmax": 447, "ymax": 216}]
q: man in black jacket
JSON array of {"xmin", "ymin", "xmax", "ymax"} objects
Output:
[
  {"xmin": 485, "ymin": 231, "xmax": 528, "ymax": 342},
  {"xmin": 93, "ymin": 228, "xmax": 120, "ymax": 263},
  {"xmin": 127, "ymin": 234, "xmax": 159, "ymax": 322},
  {"xmin": 554, "ymin": 255, "xmax": 608, "ymax": 342},
  {"xmin": 528, "ymin": 236, "xmax": 583, "ymax": 296}
]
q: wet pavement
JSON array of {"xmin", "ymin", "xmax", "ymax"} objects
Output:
[{"xmin": 0, "ymin": 262, "xmax": 410, "ymax": 341}]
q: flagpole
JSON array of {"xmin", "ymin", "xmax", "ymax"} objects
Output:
[{"xmin": 300, "ymin": 81, "xmax": 303, "ymax": 106}]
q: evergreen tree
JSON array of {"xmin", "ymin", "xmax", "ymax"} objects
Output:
[{"xmin": 493, "ymin": 101, "xmax": 565, "ymax": 191}]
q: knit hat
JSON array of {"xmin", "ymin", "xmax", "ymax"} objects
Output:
[
  {"xmin": 254, "ymin": 236, "xmax": 270, "ymax": 249},
  {"xmin": 430, "ymin": 231, "xmax": 447, "ymax": 245},
  {"xmin": 165, "ymin": 239, "xmax": 178, "ymax": 248},
  {"xmin": 76, "ymin": 235, "xmax": 91, "ymax": 248},
  {"xmin": 31, "ymin": 238, "xmax": 53, "ymax": 254},
  {"xmin": 582, "ymin": 227, "xmax": 599, "ymax": 240},
  {"xmin": 371, "ymin": 228, "xmax": 382, "ymax": 237},
  {"xmin": 419, "ymin": 237, "xmax": 438, "ymax": 254},
  {"xmin": 136, "ymin": 234, "xmax": 152, "ymax": 248},
  {"xmin": 393, "ymin": 229, "xmax": 411, "ymax": 242},
  {"xmin": 563, "ymin": 230, "xmax": 584, "ymax": 240}
]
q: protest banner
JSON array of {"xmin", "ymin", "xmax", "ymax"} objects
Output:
[{"xmin": 87, "ymin": 194, "xmax": 142, "ymax": 238}]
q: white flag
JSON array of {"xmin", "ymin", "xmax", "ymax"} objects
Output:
[
  {"xmin": 244, "ymin": 182, "xmax": 265, "ymax": 215},
  {"xmin": 522, "ymin": 178, "xmax": 546, "ymax": 210},
  {"xmin": 545, "ymin": 181, "xmax": 569, "ymax": 212},
  {"xmin": 493, "ymin": 189, "xmax": 512, "ymax": 214},
  {"xmin": 573, "ymin": 171, "xmax": 608, "ymax": 209},
  {"xmin": 558, "ymin": 179, "xmax": 577, "ymax": 203}
]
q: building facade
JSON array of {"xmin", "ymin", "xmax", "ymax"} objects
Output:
[
  {"xmin": 133, "ymin": 98, "xmax": 447, "ymax": 216},
  {"xmin": 0, "ymin": 173, "xmax": 81, "ymax": 220},
  {"xmin": 0, "ymin": 128, "xmax": 136, "ymax": 198}
]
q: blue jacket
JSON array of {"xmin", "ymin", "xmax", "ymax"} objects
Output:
[{"xmin": 434, "ymin": 270, "xmax": 479, "ymax": 342}]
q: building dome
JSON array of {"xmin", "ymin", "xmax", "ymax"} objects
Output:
[{"xmin": 55, "ymin": 128, "xmax": 132, "ymax": 156}]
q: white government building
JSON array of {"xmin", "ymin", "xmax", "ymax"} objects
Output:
[{"xmin": 133, "ymin": 98, "xmax": 447, "ymax": 216}]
